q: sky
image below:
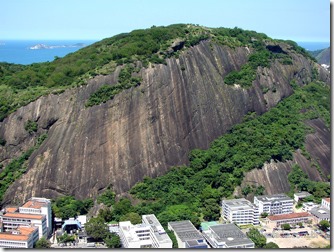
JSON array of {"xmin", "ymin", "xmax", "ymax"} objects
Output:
[{"xmin": 1, "ymin": 0, "xmax": 330, "ymax": 42}]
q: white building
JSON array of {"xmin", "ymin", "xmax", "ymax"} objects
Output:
[
  {"xmin": 142, "ymin": 214, "xmax": 172, "ymax": 248},
  {"xmin": 18, "ymin": 197, "xmax": 52, "ymax": 236},
  {"xmin": 294, "ymin": 192, "xmax": 312, "ymax": 202},
  {"xmin": 254, "ymin": 194, "xmax": 293, "ymax": 215},
  {"xmin": 202, "ymin": 223, "xmax": 255, "ymax": 248},
  {"xmin": 1, "ymin": 212, "xmax": 47, "ymax": 239},
  {"xmin": 168, "ymin": 220, "xmax": 208, "ymax": 248},
  {"xmin": 321, "ymin": 198, "xmax": 330, "ymax": 210},
  {"xmin": 0, "ymin": 226, "xmax": 39, "ymax": 248},
  {"xmin": 222, "ymin": 198, "xmax": 259, "ymax": 225},
  {"xmin": 302, "ymin": 202, "xmax": 319, "ymax": 212},
  {"xmin": 118, "ymin": 221, "xmax": 152, "ymax": 248}
]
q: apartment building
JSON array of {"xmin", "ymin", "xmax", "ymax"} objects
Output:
[
  {"xmin": 118, "ymin": 221, "xmax": 152, "ymax": 248},
  {"xmin": 1, "ymin": 212, "xmax": 47, "ymax": 239},
  {"xmin": 221, "ymin": 198, "xmax": 260, "ymax": 225},
  {"xmin": 254, "ymin": 194, "xmax": 293, "ymax": 215},
  {"xmin": 18, "ymin": 197, "xmax": 52, "ymax": 236},
  {"xmin": 202, "ymin": 223, "xmax": 255, "ymax": 248},
  {"xmin": 142, "ymin": 214, "xmax": 172, "ymax": 248},
  {"xmin": 0, "ymin": 226, "xmax": 39, "ymax": 248},
  {"xmin": 168, "ymin": 220, "xmax": 208, "ymax": 248}
]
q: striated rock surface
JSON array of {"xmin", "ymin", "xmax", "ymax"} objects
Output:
[
  {"xmin": 0, "ymin": 40, "xmax": 330, "ymax": 205},
  {"xmin": 241, "ymin": 118, "xmax": 330, "ymax": 196}
]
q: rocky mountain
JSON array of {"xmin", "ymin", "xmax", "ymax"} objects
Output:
[
  {"xmin": 309, "ymin": 47, "xmax": 330, "ymax": 65},
  {"xmin": 0, "ymin": 24, "xmax": 330, "ymax": 206}
]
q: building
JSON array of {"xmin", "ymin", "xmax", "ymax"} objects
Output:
[
  {"xmin": 0, "ymin": 226, "xmax": 39, "ymax": 248},
  {"xmin": 19, "ymin": 197, "xmax": 52, "ymax": 236},
  {"xmin": 167, "ymin": 220, "xmax": 208, "ymax": 248},
  {"xmin": 321, "ymin": 198, "xmax": 330, "ymax": 210},
  {"xmin": 302, "ymin": 202, "xmax": 319, "ymax": 212},
  {"xmin": 265, "ymin": 212, "xmax": 313, "ymax": 229},
  {"xmin": 119, "ymin": 221, "xmax": 152, "ymax": 248},
  {"xmin": 1, "ymin": 212, "xmax": 47, "ymax": 239},
  {"xmin": 254, "ymin": 194, "xmax": 293, "ymax": 215},
  {"xmin": 62, "ymin": 218, "xmax": 82, "ymax": 233},
  {"xmin": 222, "ymin": 198, "xmax": 260, "ymax": 225},
  {"xmin": 310, "ymin": 207, "xmax": 330, "ymax": 224},
  {"xmin": 294, "ymin": 192, "xmax": 312, "ymax": 202},
  {"xmin": 142, "ymin": 214, "xmax": 172, "ymax": 248},
  {"xmin": 202, "ymin": 223, "xmax": 255, "ymax": 248}
]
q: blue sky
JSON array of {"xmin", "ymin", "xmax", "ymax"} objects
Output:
[{"xmin": 1, "ymin": 0, "xmax": 330, "ymax": 42}]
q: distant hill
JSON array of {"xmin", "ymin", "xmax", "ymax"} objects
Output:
[{"xmin": 309, "ymin": 47, "xmax": 330, "ymax": 65}]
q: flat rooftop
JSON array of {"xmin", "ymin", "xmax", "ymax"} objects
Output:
[
  {"xmin": 222, "ymin": 198, "xmax": 256, "ymax": 210},
  {"xmin": 168, "ymin": 220, "xmax": 204, "ymax": 242},
  {"xmin": 310, "ymin": 207, "xmax": 330, "ymax": 219},
  {"xmin": 268, "ymin": 212, "xmax": 311, "ymax": 221},
  {"xmin": 294, "ymin": 191, "xmax": 312, "ymax": 197},
  {"xmin": 0, "ymin": 226, "xmax": 37, "ymax": 241},
  {"xmin": 3, "ymin": 212, "xmax": 45, "ymax": 220},
  {"xmin": 203, "ymin": 224, "xmax": 254, "ymax": 247},
  {"xmin": 255, "ymin": 194, "xmax": 293, "ymax": 203},
  {"xmin": 142, "ymin": 214, "xmax": 171, "ymax": 244}
]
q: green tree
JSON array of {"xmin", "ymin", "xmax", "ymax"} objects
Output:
[
  {"xmin": 247, "ymin": 228, "xmax": 266, "ymax": 248},
  {"xmin": 97, "ymin": 189, "xmax": 116, "ymax": 207},
  {"xmin": 319, "ymin": 220, "xmax": 330, "ymax": 231},
  {"xmin": 263, "ymin": 242, "xmax": 279, "ymax": 248},
  {"xmin": 34, "ymin": 237, "xmax": 51, "ymax": 248},
  {"xmin": 98, "ymin": 207, "xmax": 113, "ymax": 222},
  {"xmin": 260, "ymin": 212, "xmax": 268, "ymax": 218},
  {"xmin": 119, "ymin": 212, "xmax": 142, "ymax": 224},
  {"xmin": 281, "ymin": 223, "xmax": 291, "ymax": 230},
  {"xmin": 85, "ymin": 217, "xmax": 109, "ymax": 240},
  {"xmin": 104, "ymin": 233, "xmax": 121, "ymax": 248}
]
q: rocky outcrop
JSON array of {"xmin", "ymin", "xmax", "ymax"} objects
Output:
[
  {"xmin": 0, "ymin": 40, "xmax": 330, "ymax": 205},
  {"xmin": 240, "ymin": 118, "xmax": 330, "ymax": 196}
]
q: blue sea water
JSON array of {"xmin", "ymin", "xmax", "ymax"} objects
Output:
[
  {"xmin": 0, "ymin": 40, "xmax": 330, "ymax": 65},
  {"xmin": 0, "ymin": 40, "xmax": 97, "ymax": 65},
  {"xmin": 296, "ymin": 41, "xmax": 330, "ymax": 51}
]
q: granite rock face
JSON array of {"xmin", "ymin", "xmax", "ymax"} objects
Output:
[
  {"xmin": 241, "ymin": 118, "xmax": 330, "ymax": 196},
  {"xmin": 0, "ymin": 41, "xmax": 330, "ymax": 205}
]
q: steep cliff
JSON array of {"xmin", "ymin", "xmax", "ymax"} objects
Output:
[
  {"xmin": 0, "ymin": 36, "xmax": 330, "ymax": 205},
  {"xmin": 240, "ymin": 118, "xmax": 330, "ymax": 197}
]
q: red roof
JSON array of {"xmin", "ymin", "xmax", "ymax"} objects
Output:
[
  {"xmin": 268, "ymin": 212, "xmax": 311, "ymax": 221},
  {"xmin": 4, "ymin": 212, "xmax": 45, "ymax": 220}
]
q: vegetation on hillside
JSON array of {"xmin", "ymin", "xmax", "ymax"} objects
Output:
[
  {"xmin": 0, "ymin": 24, "xmax": 316, "ymax": 120},
  {"xmin": 0, "ymin": 133, "xmax": 48, "ymax": 202}
]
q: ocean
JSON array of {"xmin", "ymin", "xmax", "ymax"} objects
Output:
[
  {"xmin": 0, "ymin": 40, "xmax": 97, "ymax": 65},
  {"xmin": 0, "ymin": 40, "xmax": 330, "ymax": 65}
]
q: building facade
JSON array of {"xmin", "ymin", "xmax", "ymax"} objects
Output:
[
  {"xmin": 310, "ymin": 207, "xmax": 330, "ymax": 224},
  {"xmin": 254, "ymin": 194, "xmax": 293, "ymax": 215},
  {"xmin": 321, "ymin": 198, "xmax": 330, "ymax": 210},
  {"xmin": 294, "ymin": 192, "xmax": 312, "ymax": 202},
  {"xmin": 0, "ymin": 226, "xmax": 39, "ymax": 248},
  {"xmin": 222, "ymin": 198, "xmax": 259, "ymax": 225},
  {"xmin": 168, "ymin": 220, "xmax": 208, "ymax": 248},
  {"xmin": 1, "ymin": 212, "xmax": 47, "ymax": 239},
  {"xmin": 265, "ymin": 212, "xmax": 313, "ymax": 229},
  {"xmin": 119, "ymin": 221, "xmax": 152, "ymax": 248},
  {"xmin": 202, "ymin": 223, "xmax": 254, "ymax": 248},
  {"xmin": 142, "ymin": 214, "xmax": 172, "ymax": 248},
  {"xmin": 18, "ymin": 197, "xmax": 52, "ymax": 236}
]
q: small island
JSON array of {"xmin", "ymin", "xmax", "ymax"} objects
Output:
[{"xmin": 29, "ymin": 43, "xmax": 86, "ymax": 50}]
